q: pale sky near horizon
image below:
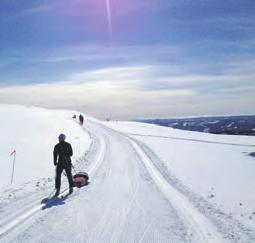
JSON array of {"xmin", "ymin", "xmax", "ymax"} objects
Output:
[{"xmin": 0, "ymin": 0, "xmax": 254, "ymax": 119}]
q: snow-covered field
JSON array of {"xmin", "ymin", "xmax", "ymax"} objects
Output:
[
  {"xmin": 104, "ymin": 121, "xmax": 255, "ymax": 229},
  {"xmin": 0, "ymin": 105, "xmax": 91, "ymax": 188},
  {"xmin": 0, "ymin": 105, "xmax": 255, "ymax": 242}
]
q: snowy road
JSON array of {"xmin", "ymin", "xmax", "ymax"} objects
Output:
[{"xmin": 0, "ymin": 120, "xmax": 247, "ymax": 242}]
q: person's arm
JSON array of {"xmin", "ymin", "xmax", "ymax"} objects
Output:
[
  {"xmin": 53, "ymin": 145, "xmax": 58, "ymax": 166},
  {"xmin": 68, "ymin": 144, "xmax": 73, "ymax": 157}
]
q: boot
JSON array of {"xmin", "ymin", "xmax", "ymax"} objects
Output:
[
  {"xmin": 54, "ymin": 189, "xmax": 60, "ymax": 197},
  {"xmin": 69, "ymin": 187, "xmax": 73, "ymax": 194}
]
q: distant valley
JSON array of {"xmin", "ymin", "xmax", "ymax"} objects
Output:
[{"xmin": 138, "ymin": 115, "xmax": 255, "ymax": 136}]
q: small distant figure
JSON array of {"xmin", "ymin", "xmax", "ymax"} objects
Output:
[
  {"xmin": 72, "ymin": 115, "xmax": 76, "ymax": 119},
  {"xmin": 79, "ymin": 114, "xmax": 84, "ymax": 125},
  {"xmin": 53, "ymin": 134, "xmax": 74, "ymax": 197}
]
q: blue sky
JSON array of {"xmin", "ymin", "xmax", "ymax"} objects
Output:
[{"xmin": 0, "ymin": 0, "xmax": 254, "ymax": 119}]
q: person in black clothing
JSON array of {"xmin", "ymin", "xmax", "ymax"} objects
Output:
[
  {"xmin": 53, "ymin": 134, "xmax": 74, "ymax": 196},
  {"xmin": 79, "ymin": 114, "xmax": 84, "ymax": 125}
]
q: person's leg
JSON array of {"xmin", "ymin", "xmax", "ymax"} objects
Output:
[
  {"xmin": 65, "ymin": 164, "xmax": 74, "ymax": 193},
  {"xmin": 55, "ymin": 164, "xmax": 64, "ymax": 194}
]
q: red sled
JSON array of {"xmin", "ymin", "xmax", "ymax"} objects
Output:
[{"xmin": 73, "ymin": 172, "xmax": 89, "ymax": 187}]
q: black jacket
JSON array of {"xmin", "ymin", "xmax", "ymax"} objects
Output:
[{"xmin": 53, "ymin": 141, "xmax": 73, "ymax": 166}]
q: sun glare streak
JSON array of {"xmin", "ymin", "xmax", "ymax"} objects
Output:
[{"xmin": 106, "ymin": 0, "xmax": 112, "ymax": 37}]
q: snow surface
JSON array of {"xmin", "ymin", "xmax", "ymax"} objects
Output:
[
  {"xmin": 0, "ymin": 105, "xmax": 91, "ymax": 188},
  {"xmin": 104, "ymin": 121, "xmax": 255, "ymax": 229},
  {"xmin": 0, "ymin": 105, "xmax": 255, "ymax": 243}
]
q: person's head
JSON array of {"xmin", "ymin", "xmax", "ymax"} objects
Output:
[{"xmin": 58, "ymin": 133, "xmax": 66, "ymax": 142}]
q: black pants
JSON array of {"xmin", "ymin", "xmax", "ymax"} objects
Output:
[{"xmin": 55, "ymin": 163, "xmax": 73, "ymax": 190}]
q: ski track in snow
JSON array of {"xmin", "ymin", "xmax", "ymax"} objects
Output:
[
  {"xmin": 1, "ymin": 121, "xmax": 187, "ymax": 243},
  {"xmin": 97, "ymin": 122, "xmax": 255, "ymax": 243},
  {"xmin": 105, "ymin": 124, "xmax": 255, "ymax": 242},
  {"xmin": 98, "ymin": 123, "xmax": 227, "ymax": 243},
  {"xmin": 0, "ymin": 123, "xmax": 105, "ymax": 241},
  {"xmin": 0, "ymin": 119, "xmax": 254, "ymax": 242},
  {"xmin": 128, "ymin": 137, "xmax": 224, "ymax": 243},
  {"xmin": 133, "ymin": 139, "xmax": 255, "ymax": 242}
]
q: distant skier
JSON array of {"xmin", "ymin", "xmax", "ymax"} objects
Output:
[
  {"xmin": 79, "ymin": 114, "xmax": 84, "ymax": 125},
  {"xmin": 53, "ymin": 134, "xmax": 74, "ymax": 196}
]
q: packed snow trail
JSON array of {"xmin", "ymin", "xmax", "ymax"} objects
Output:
[
  {"xmin": 0, "ymin": 124, "xmax": 105, "ymax": 240},
  {"xmin": 1, "ymin": 120, "xmax": 229, "ymax": 242},
  {"xmin": 128, "ymin": 137, "xmax": 223, "ymax": 242},
  {"xmin": 98, "ymin": 123, "xmax": 226, "ymax": 242}
]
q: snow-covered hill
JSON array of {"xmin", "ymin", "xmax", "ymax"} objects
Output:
[
  {"xmin": 0, "ymin": 105, "xmax": 91, "ymax": 188},
  {"xmin": 0, "ymin": 105, "xmax": 255, "ymax": 242}
]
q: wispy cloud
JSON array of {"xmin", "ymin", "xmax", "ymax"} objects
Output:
[
  {"xmin": 0, "ymin": 0, "xmax": 254, "ymax": 118},
  {"xmin": 0, "ymin": 62, "xmax": 254, "ymax": 119},
  {"xmin": 23, "ymin": 4, "xmax": 54, "ymax": 14},
  {"xmin": 0, "ymin": 80, "xmax": 196, "ymax": 119}
]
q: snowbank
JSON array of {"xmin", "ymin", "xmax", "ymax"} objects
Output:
[{"xmin": 0, "ymin": 105, "xmax": 91, "ymax": 189}]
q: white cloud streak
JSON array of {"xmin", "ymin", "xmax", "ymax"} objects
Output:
[
  {"xmin": 0, "ymin": 81, "xmax": 195, "ymax": 119},
  {"xmin": 0, "ymin": 64, "xmax": 254, "ymax": 119}
]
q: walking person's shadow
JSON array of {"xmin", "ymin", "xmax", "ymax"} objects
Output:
[
  {"xmin": 249, "ymin": 152, "xmax": 255, "ymax": 157},
  {"xmin": 41, "ymin": 194, "xmax": 68, "ymax": 210}
]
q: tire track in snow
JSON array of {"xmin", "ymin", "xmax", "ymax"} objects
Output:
[
  {"xmin": 84, "ymin": 122, "xmax": 168, "ymax": 243},
  {"xmin": 84, "ymin": 131, "xmax": 141, "ymax": 243},
  {"xmin": 138, "ymin": 221, "xmax": 154, "ymax": 243},
  {"xmin": 110, "ymin": 160, "xmax": 141, "ymax": 243},
  {"xmin": 0, "ymin": 131, "xmax": 106, "ymax": 240},
  {"xmin": 90, "ymin": 122, "xmax": 190, "ymax": 242},
  {"xmin": 126, "ymin": 136, "xmax": 226, "ymax": 243},
  {"xmin": 92, "ymin": 121, "xmax": 255, "ymax": 242}
]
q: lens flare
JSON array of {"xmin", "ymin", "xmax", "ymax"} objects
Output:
[{"xmin": 105, "ymin": 0, "xmax": 112, "ymax": 37}]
